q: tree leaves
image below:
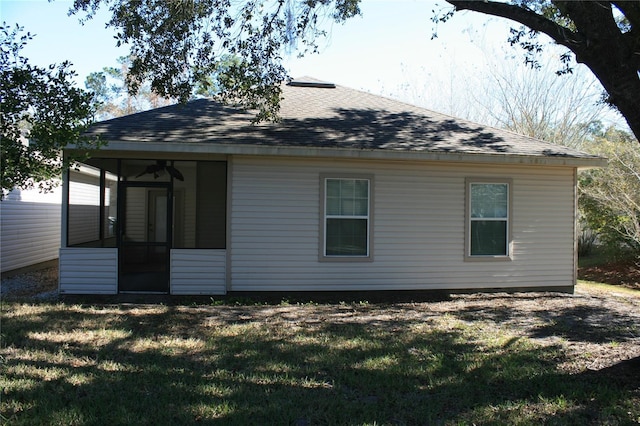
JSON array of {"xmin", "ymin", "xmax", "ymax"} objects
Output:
[
  {"xmin": 1, "ymin": 23, "xmax": 102, "ymax": 197},
  {"xmin": 69, "ymin": 0, "xmax": 360, "ymax": 122},
  {"xmin": 580, "ymin": 128, "xmax": 640, "ymax": 254},
  {"xmin": 84, "ymin": 55, "xmax": 176, "ymax": 119},
  {"xmin": 444, "ymin": 1, "xmax": 640, "ymax": 142}
]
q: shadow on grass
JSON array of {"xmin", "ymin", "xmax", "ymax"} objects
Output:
[
  {"xmin": 452, "ymin": 296, "xmax": 639, "ymax": 344},
  {"xmin": 1, "ymin": 301, "xmax": 638, "ymax": 425}
]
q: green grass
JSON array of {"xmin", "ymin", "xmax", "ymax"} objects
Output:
[
  {"xmin": 1, "ymin": 300, "xmax": 638, "ymax": 425},
  {"xmin": 577, "ymin": 280, "xmax": 640, "ymax": 297}
]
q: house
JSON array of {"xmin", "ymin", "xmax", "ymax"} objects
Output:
[
  {"xmin": 58, "ymin": 78, "xmax": 605, "ymax": 295},
  {"xmin": 1, "ymin": 187, "xmax": 61, "ymax": 275}
]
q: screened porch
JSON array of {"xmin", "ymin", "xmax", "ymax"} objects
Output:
[{"xmin": 59, "ymin": 157, "xmax": 228, "ymax": 295}]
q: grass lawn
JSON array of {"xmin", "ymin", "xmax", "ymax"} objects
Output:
[{"xmin": 1, "ymin": 287, "xmax": 639, "ymax": 425}]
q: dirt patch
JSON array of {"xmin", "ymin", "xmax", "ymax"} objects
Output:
[
  {"xmin": 3, "ymin": 265, "xmax": 639, "ymax": 379},
  {"xmin": 578, "ymin": 258, "xmax": 640, "ymax": 290},
  {"xmin": 196, "ymin": 289, "xmax": 640, "ymax": 389},
  {"xmin": 0, "ymin": 266, "xmax": 58, "ymax": 300}
]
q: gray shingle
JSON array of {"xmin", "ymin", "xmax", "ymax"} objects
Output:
[{"xmin": 83, "ymin": 77, "xmax": 602, "ymax": 162}]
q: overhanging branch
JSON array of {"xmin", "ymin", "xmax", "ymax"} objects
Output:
[{"xmin": 446, "ymin": 0, "xmax": 587, "ymax": 53}]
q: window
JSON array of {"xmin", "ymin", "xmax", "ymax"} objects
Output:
[
  {"xmin": 321, "ymin": 176, "xmax": 373, "ymax": 260},
  {"xmin": 466, "ymin": 179, "xmax": 512, "ymax": 260}
]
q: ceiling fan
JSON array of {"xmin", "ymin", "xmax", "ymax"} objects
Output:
[{"xmin": 135, "ymin": 160, "xmax": 184, "ymax": 181}]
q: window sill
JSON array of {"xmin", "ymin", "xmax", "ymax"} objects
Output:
[
  {"xmin": 319, "ymin": 255, "xmax": 374, "ymax": 263},
  {"xmin": 464, "ymin": 255, "xmax": 512, "ymax": 262}
]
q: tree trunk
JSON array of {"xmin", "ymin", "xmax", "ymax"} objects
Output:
[{"xmin": 583, "ymin": 51, "xmax": 640, "ymax": 144}]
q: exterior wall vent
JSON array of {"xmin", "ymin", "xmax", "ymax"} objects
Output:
[{"xmin": 287, "ymin": 80, "xmax": 336, "ymax": 89}]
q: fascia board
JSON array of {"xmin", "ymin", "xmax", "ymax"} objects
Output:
[{"xmin": 67, "ymin": 141, "xmax": 607, "ymax": 168}]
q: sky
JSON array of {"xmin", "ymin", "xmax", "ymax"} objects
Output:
[{"xmin": 1, "ymin": 0, "xmax": 625, "ymax": 127}]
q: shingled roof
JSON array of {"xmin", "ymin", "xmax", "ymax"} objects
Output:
[{"xmin": 82, "ymin": 77, "xmax": 604, "ymax": 167}]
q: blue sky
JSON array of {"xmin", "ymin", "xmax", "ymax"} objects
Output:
[
  {"xmin": 2, "ymin": 0, "xmax": 621, "ymax": 127},
  {"xmin": 2, "ymin": 0, "xmax": 121, "ymax": 77},
  {"xmin": 1, "ymin": 1, "xmax": 507, "ymax": 90}
]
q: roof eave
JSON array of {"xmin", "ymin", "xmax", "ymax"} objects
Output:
[{"xmin": 68, "ymin": 140, "xmax": 607, "ymax": 168}]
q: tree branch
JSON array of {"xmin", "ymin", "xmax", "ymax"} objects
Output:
[
  {"xmin": 612, "ymin": 1, "xmax": 640, "ymax": 30},
  {"xmin": 446, "ymin": 0, "xmax": 640, "ymax": 142},
  {"xmin": 446, "ymin": 1, "xmax": 587, "ymax": 53}
]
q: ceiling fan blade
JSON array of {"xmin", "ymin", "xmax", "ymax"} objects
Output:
[
  {"xmin": 166, "ymin": 165, "xmax": 184, "ymax": 181},
  {"xmin": 136, "ymin": 163, "xmax": 164, "ymax": 178}
]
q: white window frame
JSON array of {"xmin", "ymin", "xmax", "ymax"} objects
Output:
[
  {"xmin": 465, "ymin": 178, "xmax": 513, "ymax": 261},
  {"xmin": 319, "ymin": 174, "xmax": 374, "ymax": 262}
]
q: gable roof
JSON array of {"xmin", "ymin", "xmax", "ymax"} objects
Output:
[{"xmin": 81, "ymin": 77, "xmax": 605, "ymax": 167}]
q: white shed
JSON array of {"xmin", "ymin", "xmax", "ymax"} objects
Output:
[{"xmin": 59, "ymin": 78, "xmax": 605, "ymax": 295}]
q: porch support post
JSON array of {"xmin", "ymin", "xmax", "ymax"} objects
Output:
[
  {"xmin": 61, "ymin": 166, "xmax": 69, "ymax": 249},
  {"xmin": 225, "ymin": 157, "xmax": 233, "ymax": 293}
]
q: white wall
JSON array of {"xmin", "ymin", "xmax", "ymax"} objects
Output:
[
  {"xmin": 170, "ymin": 249, "xmax": 226, "ymax": 295},
  {"xmin": 1, "ymin": 187, "xmax": 61, "ymax": 273},
  {"xmin": 59, "ymin": 248, "xmax": 118, "ymax": 294},
  {"xmin": 229, "ymin": 156, "xmax": 576, "ymax": 291}
]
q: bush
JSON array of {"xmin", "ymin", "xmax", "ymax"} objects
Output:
[
  {"xmin": 579, "ymin": 127, "xmax": 640, "ymax": 257},
  {"xmin": 577, "ymin": 226, "xmax": 598, "ymax": 257}
]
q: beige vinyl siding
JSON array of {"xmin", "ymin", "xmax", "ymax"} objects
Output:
[
  {"xmin": 229, "ymin": 156, "xmax": 576, "ymax": 291},
  {"xmin": 0, "ymin": 196, "xmax": 61, "ymax": 273},
  {"xmin": 170, "ymin": 249, "xmax": 226, "ymax": 295},
  {"xmin": 59, "ymin": 248, "xmax": 118, "ymax": 294}
]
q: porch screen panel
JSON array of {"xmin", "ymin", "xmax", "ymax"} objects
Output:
[
  {"xmin": 68, "ymin": 168, "xmax": 101, "ymax": 246},
  {"xmin": 172, "ymin": 161, "xmax": 226, "ymax": 249},
  {"xmin": 102, "ymin": 172, "xmax": 118, "ymax": 246},
  {"xmin": 195, "ymin": 161, "xmax": 227, "ymax": 249}
]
